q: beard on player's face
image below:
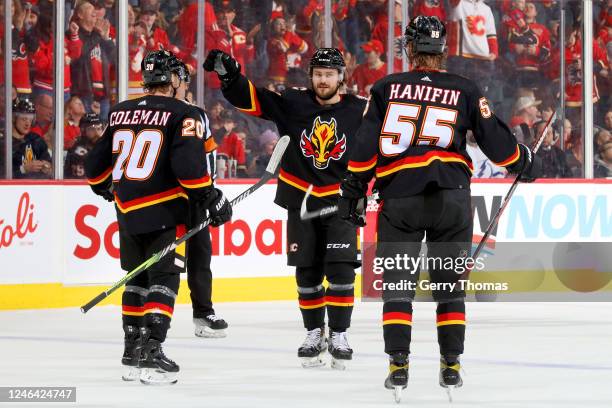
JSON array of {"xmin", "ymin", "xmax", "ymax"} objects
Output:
[{"xmin": 311, "ymin": 69, "xmax": 341, "ymax": 100}]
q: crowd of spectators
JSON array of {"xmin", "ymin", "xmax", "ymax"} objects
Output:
[{"xmin": 0, "ymin": 0, "xmax": 610, "ymax": 179}]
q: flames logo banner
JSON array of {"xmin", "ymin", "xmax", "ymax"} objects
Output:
[{"xmin": 300, "ymin": 116, "xmax": 347, "ymax": 169}]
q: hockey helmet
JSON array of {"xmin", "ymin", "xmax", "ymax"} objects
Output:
[
  {"xmin": 142, "ymin": 50, "xmax": 180, "ymax": 87},
  {"xmin": 309, "ymin": 48, "xmax": 346, "ymax": 80},
  {"xmin": 171, "ymin": 59, "xmax": 191, "ymax": 85},
  {"xmin": 404, "ymin": 15, "xmax": 446, "ymax": 55},
  {"xmin": 13, "ymin": 98, "xmax": 36, "ymax": 116}
]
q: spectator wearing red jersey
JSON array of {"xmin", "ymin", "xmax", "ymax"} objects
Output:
[
  {"xmin": 371, "ymin": 0, "xmax": 403, "ymax": 72},
  {"xmin": 64, "ymin": 96, "xmax": 86, "ymax": 150},
  {"xmin": 510, "ymin": 95, "xmax": 541, "ymax": 129},
  {"xmin": 205, "ymin": 2, "xmax": 259, "ymax": 92},
  {"xmin": 508, "ymin": 2, "xmax": 551, "ymax": 89},
  {"xmin": 31, "ymin": 93, "xmax": 54, "ymax": 140},
  {"xmin": 127, "ymin": 6, "xmax": 147, "ymax": 99},
  {"xmin": 349, "ymin": 40, "xmax": 386, "ymax": 97},
  {"xmin": 267, "ymin": 16, "xmax": 308, "ymax": 83},
  {"xmin": 501, "ymin": 0, "xmax": 526, "ymax": 43},
  {"xmin": 32, "ymin": 16, "xmax": 83, "ymax": 101},
  {"xmin": 173, "ymin": 0, "xmax": 217, "ymax": 56},
  {"xmin": 139, "ymin": 4, "xmax": 172, "ymax": 52},
  {"xmin": 11, "ymin": 0, "xmax": 39, "ymax": 96},
  {"xmin": 214, "ymin": 110, "xmax": 246, "ymax": 177},
  {"xmin": 413, "ymin": 0, "xmax": 446, "ymax": 22},
  {"xmin": 70, "ymin": 1, "xmax": 117, "ymax": 121}
]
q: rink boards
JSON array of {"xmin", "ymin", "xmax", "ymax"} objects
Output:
[{"xmin": 0, "ymin": 179, "xmax": 610, "ymax": 309}]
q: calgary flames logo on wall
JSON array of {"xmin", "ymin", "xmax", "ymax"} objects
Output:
[{"xmin": 300, "ymin": 116, "xmax": 346, "ymax": 169}]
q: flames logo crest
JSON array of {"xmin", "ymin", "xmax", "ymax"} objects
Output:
[{"xmin": 300, "ymin": 116, "xmax": 347, "ymax": 169}]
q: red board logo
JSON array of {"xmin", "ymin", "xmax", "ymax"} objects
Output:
[{"xmin": 0, "ymin": 192, "xmax": 38, "ymax": 250}]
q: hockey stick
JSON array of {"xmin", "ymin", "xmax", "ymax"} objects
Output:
[
  {"xmin": 80, "ymin": 135, "xmax": 290, "ymax": 313},
  {"xmin": 299, "ymin": 185, "xmax": 377, "ymax": 221},
  {"xmin": 469, "ymin": 109, "xmax": 558, "ymax": 265}
]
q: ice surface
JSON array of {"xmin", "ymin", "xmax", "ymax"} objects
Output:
[{"xmin": 2, "ymin": 301, "xmax": 611, "ymax": 407}]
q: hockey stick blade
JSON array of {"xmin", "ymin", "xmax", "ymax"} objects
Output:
[
  {"xmin": 468, "ymin": 109, "xmax": 558, "ymax": 272},
  {"xmin": 81, "ymin": 136, "xmax": 290, "ymax": 313}
]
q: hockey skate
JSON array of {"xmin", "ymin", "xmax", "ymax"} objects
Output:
[
  {"xmin": 384, "ymin": 353, "xmax": 408, "ymax": 404},
  {"xmin": 298, "ymin": 327, "xmax": 327, "ymax": 368},
  {"xmin": 439, "ymin": 355, "xmax": 463, "ymax": 402},
  {"xmin": 138, "ymin": 337, "xmax": 179, "ymax": 385},
  {"xmin": 121, "ymin": 325, "xmax": 142, "ymax": 381},
  {"xmin": 328, "ymin": 331, "xmax": 353, "ymax": 370},
  {"xmin": 194, "ymin": 314, "xmax": 228, "ymax": 338}
]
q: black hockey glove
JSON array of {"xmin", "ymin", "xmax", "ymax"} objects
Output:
[
  {"xmin": 506, "ymin": 143, "xmax": 542, "ymax": 182},
  {"xmin": 338, "ymin": 173, "xmax": 368, "ymax": 227},
  {"xmin": 91, "ymin": 181, "xmax": 114, "ymax": 202},
  {"xmin": 203, "ymin": 49, "xmax": 241, "ymax": 88},
  {"xmin": 205, "ymin": 188, "xmax": 233, "ymax": 227}
]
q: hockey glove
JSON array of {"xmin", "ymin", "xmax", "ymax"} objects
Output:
[
  {"xmin": 206, "ymin": 188, "xmax": 233, "ymax": 227},
  {"xmin": 91, "ymin": 180, "xmax": 114, "ymax": 202},
  {"xmin": 338, "ymin": 173, "xmax": 368, "ymax": 227},
  {"xmin": 203, "ymin": 49, "xmax": 241, "ymax": 88},
  {"xmin": 506, "ymin": 143, "xmax": 542, "ymax": 182}
]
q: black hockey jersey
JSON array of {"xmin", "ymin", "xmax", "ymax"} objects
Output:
[
  {"xmin": 222, "ymin": 74, "xmax": 367, "ymax": 210},
  {"xmin": 85, "ymin": 95, "xmax": 213, "ymax": 234},
  {"xmin": 347, "ymin": 70, "xmax": 521, "ymax": 198},
  {"xmin": 12, "ymin": 133, "xmax": 52, "ymax": 179}
]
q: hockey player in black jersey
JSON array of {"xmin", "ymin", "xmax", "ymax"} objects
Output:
[
  {"xmin": 85, "ymin": 50, "xmax": 232, "ymax": 385},
  {"xmin": 204, "ymin": 47, "xmax": 366, "ymax": 369},
  {"xmin": 338, "ymin": 16, "xmax": 542, "ymax": 401},
  {"xmin": 172, "ymin": 60, "xmax": 229, "ymax": 338}
]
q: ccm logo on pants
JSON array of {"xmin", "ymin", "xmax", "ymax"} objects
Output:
[{"xmin": 327, "ymin": 243, "xmax": 350, "ymax": 249}]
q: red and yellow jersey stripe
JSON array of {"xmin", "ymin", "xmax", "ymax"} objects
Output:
[
  {"xmin": 115, "ymin": 187, "xmax": 188, "ymax": 214},
  {"xmin": 87, "ymin": 167, "xmax": 112, "ymax": 185},
  {"xmin": 376, "ymin": 151, "xmax": 473, "ymax": 178},
  {"xmin": 236, "ymin": 80, "xmax": 262, "ymax": 117},
  {"xmin": 177, "ymin": 174, "xmax": 212, "ymax": 189},
  {"xmin": 436, "ymin": 312, "xmax": 466, "ymax": 327},
  {"xmin": 144, "ymin": 302, "xmax": 174, "ymax": 319},
  {"xmin": 278, "ymin": 169, "xmax": 340, "ymax": 197},
  {"xmin": 493, "ymin": 145, "xmax": 521, "ymax": 167},
  {"xmin": 383, "ymin": 312, "xmax": 413, "ymax": 326},
  {"xmin": 348, "ymin": 155, "xmax": 377, "ymax": 173}
]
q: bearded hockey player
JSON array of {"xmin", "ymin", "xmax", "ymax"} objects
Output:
[
  {"xmin": 338, "ymin": 16, "xmax": 542, "ymax": 401},
  {"xmin": 204, "ymin": 48, "xmax": 366, "ymax": 370},
  {"xmin": 85, "ymin": 50, "xmax": 232, "ymax": 385}
]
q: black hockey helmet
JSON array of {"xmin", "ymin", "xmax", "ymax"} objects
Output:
[
  {"xmin": 309, "ymin": 48, "xmax": 346, "ymax": 79},
  {"xmin": 13, "ymin": 98, "xmax": 36, "ymax": 115},
  {"xmin": 171, "ymin": 59, "xmax": 191, "ymax": 84},
  {"xmin": 404, "ymin": 15, "xmax": 446, "ymax": 55},
  {"xmin": 142, "ymin": 50, "xmax": 180, "ymax": 87},
  {"xmin": 80, "ymin": 113, "xmax": 102, "ymax": 132}
]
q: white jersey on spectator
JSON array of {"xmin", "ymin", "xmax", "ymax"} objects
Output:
[
  {"xmin": 466, "ymin": 144, "xmax": 507, "ymax": 178},
  {"xmin": 449, "ymin": 0, "xmax": 497, "ymax": 59}
]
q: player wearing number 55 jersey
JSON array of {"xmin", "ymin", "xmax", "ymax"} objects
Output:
[
  {"xmin": 338, "ymin": 16, "xmax": 542, "ymax": 400},
  {"xmin": 85, "ymin": 50, "xmax": 232, "ymax": 385}
]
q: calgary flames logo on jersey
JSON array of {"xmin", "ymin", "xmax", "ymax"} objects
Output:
[{"xmin": 300, "ymin": 117, "xmax": 347, "ymax": 169}]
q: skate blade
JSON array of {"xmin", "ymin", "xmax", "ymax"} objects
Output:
[
  {"xmin": 195, "ymin": 326, "xmax": 227, "ymax": 338},
  {"xmin": 300, "ymin": 356, "xmax": 326, "ymax": 368},
  {"xmin": 393, "ymin": 386, "xmax": 403, "ymax": 404},
  {"xmin": 121, "ymin": 366, "xmax": 141, "ymax": 382},
  {"xmin": 139, "ymin": 368, "xmax": 178, "ymax": 385},
  {"xmin": 330, "ymin": 357, "xmax": 348, "ymax": 371}
]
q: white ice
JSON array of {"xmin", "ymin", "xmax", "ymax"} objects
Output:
[{"xmin": 2, "ymin": 301, "xmax": 612, "ymax": 408}]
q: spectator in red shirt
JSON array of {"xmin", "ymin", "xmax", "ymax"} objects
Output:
[
  {"xmin": 267, "ymin": 16, "xmax": 308, "ymax": 83},
  {"xmin": 510, "ymin": 95, "xmax": 541, "ymax": 128},
  {"xmin": 349, "ymin": 39, "xmax": 386, "ymax": 97},
  {"xmin": 508, "ymin": 2, "xmax": 551, "ymax": 88},
  {"xmin": 11, "ymin": 0, "xmax": 39, "ymax": 96},
  {"xmin": 32, "ymin": 15, "xmax": 83, "ymax": 101},
  {"xmin": 214, "ymin": 109, "xmax": 246, "ymax": 177},
  {"xmin": 371, "ymin": 0, "xmax": 403, "ymax": 72},
  {"xmin": 413, "ymin": 0, "xmax": 446, "ymax": 22},
  {"xmin": 70, "ymin": 1, "xmax": 117, "ymax": 120},
  {"xmin": 64, "ymin": 96, "xmax": 86, "ymax": 150}
]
